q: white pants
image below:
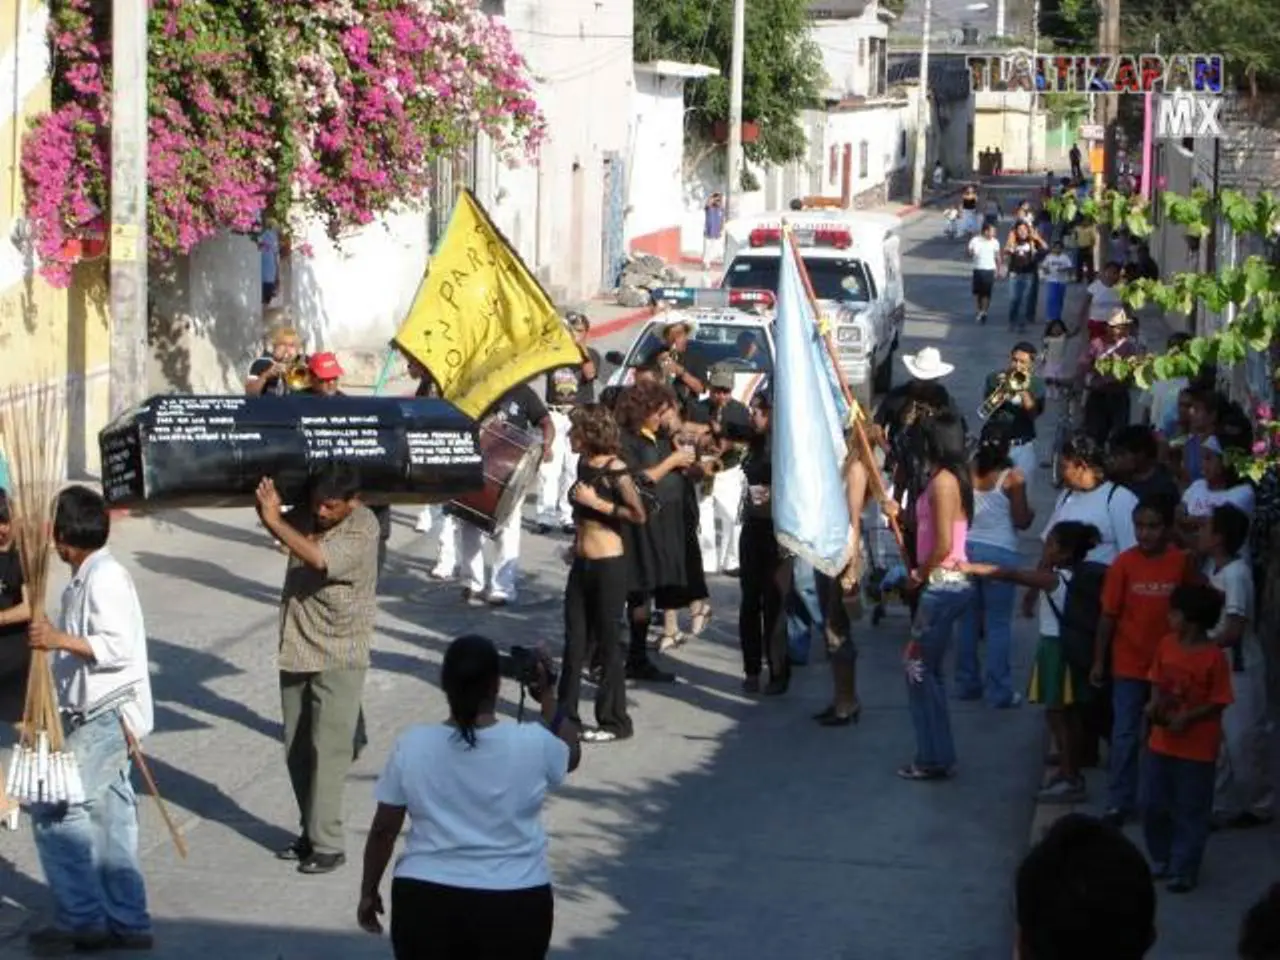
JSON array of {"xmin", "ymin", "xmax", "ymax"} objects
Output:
[
  {"xmin": 1009, "ymin": 439, "xmax": 1037, "ymax": 500},
  {"xmin": 697, "ymin": 466, "xmax": 744, "ymax": 574},
  {"xmin": 456, "ymin": 507, "xmax": 522, "ymax": 601},
  {"xmin": 536, "ymin": 409, "xmax": 577, "ymax": 528},
  {"xmin": 1216, "ymin": 651, "xmax": 1274, "ymax": 819}
]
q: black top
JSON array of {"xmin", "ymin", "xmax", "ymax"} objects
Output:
[
  {"xmin": 961, "ymin": 196, "xmax": 978, "ymax": 210},
  {"xmin": 0, "ymin": 545, "xmax": 29, "ymax": 721},
  {"xmin": 415, "ymin": 380, "xmax": 441, "ymax": 398},
  {"xmin": 0, "ymin": 545, "xmax": 24, "ymax": 638},
  {"xmin": 688, "ymin": 396, "xmax": 752, "ymax": 442},
  {"xmin": 875, "ymin": 381, "xmax": 958, "ymax": 435},
  {"xmin": 983, "ymin": 371, "xmax": 1046, "ymax": 444},
  {"xmin": 1006, "ymin": 239, "xmax": 1040, "ymax": 275},
  {"xmin": 545, "ymin": 348, "xmax": 602, "ymax": 407},
  {"xmin": 485, "ymin": 384, "xmax": 549, "ymax": 433},
  {"xmin": 741, "ymin": 432, "xmax": 772, "ymax": 521},
  {"xmin": 647, "ymin": 348, "xmax": 709, "ymax": 417},
  {"xmin": 573, "ymin": 459, "xmax": 627, "ymax": 532}
]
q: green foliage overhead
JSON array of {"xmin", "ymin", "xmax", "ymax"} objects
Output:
[
  {"xmin": 1046, "ymin": 187, "xmax": 1280, "ymax": 479},
  {"xmin": 634, "ymin": 0, "xmax": 825, "ymax": 165}
]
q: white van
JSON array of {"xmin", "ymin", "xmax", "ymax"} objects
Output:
[{"xmin": 721, "ymin": 211, "xmax": 905, "ymax": 412}]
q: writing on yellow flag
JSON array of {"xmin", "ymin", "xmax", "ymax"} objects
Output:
[{"xmin": 394, "ymin": 189, "xmax": 581, "ymax": 420}]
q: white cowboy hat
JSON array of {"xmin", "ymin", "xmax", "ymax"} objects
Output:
[{"xmin": 902, "ymin": 347, "xmax": 954, "ymax": 380}]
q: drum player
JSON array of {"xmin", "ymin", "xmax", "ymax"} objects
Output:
[
  {"xmin": 436, "ymin": 381, "xmax": 555, "ymax": 607},
  {"xmin": 536, "ymin": 312, "xmax": 601, "ymax": 534}
]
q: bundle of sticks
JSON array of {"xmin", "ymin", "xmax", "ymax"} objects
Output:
[{"xmin": 0, "ymin": 381, "xmax": 83, "ymax": 805}]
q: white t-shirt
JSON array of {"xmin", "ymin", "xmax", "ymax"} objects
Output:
[
  {"xmin": 1041, "ymin": 252, "xmax": 1073, "ymax": 284},
  {"xmin": 1086, "ymin": 280, "xmax": 1123, "ymax": 322},
  {"xmin": 1039, "ymin": 568, "xmax": 1073, "ymax": 638},
  {"xmin": 374, "ymin": 720, "xmax": 570, "ymax": 891},
  {"xmin": 1206, "ymin": 556, "xmax": 1260, "ymax": 671},
  {"xmin": 1182, "ymin": 480, "xmax": 1255, "ymax": 519},
  {"xmin": 1041, "ymin": 481, "xmax": 1139, "ymax": 565},
  {"xmin": 969, "ymin": 236, "xmax": 1000, "ymax": 271}
]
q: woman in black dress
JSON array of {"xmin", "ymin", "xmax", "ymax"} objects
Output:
[
  {"xmin": 614, "ymin": 381, "xmax": 697, "ymax": 683},
  {"xmin": 653, "ymin": 401, "xmax": 713, "ymax": 650}
]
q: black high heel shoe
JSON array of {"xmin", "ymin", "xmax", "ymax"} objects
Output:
[{"xmin": 817, "ymin": 703, "xmax": 862, "ymax": 727}]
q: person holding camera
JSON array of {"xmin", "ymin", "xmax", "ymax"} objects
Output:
[{"xmin": 357, "ymin": 634, "xmax": 580, "ymax": 958}]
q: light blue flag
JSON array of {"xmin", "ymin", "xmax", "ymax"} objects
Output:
[{"xmin": 771, "ymin": 233, "xmax": 853, "ymax": 577}]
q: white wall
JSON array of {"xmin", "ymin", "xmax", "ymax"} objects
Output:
[
  {"xmin": 821, "ymin": 103, "xmax": 911, "ymax": 194},
  {"xmin": 811, "ymin": 13, "xmax": 887, "ymax": 99},
  {"xmin": 480, "ymin": 0, "xmax": 634, "ymax": 300},
  {"xmin": 627, "ymin": 70, "xmax": 686, "ymax": 245}
]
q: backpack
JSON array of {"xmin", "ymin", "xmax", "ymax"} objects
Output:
[{"xmin": 1046, "ymin": 561, "xmax": 1108, "ymax": 671}]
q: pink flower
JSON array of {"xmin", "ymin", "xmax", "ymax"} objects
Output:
[
  {"xmin": 1253, "ymin": 440, "xmax": 1269, "ymax": 456},
  {"xmin": 1257, "ymin": 402, "xmax": 1274, "ymax": 421}
]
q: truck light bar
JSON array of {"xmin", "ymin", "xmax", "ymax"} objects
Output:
[
  {"xmin": 748, "ymin": 226, "xmax": 852, "ymax": 249},
  {"xmin": 649, "ymin": 287, "xmax": 776, "ymax": 309}
]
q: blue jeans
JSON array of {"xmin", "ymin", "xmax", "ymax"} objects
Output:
[
  {"xmin": 1045, "ymin": 280, "xmax": 1067, "ymax": 322},
  {"xmin": 785, "ymin": 558, "xmax": 823, "ymax": 665},
  {"xmin": 1107, "ymin": 678, "xmax": 1151, "ymax": 813},
  {"xmin": 1142, "ymin": 750, "xmax": 1216, "ymax": 880},
  {"xmin": 31, "ymin": 711, "xmax": 151, "ymax": 936},
  {"xmin": 1008, "ymin": 272, "xmax": 1035, "ymax": 328},
  {"xmin": 906, "ymin": 581, "xmax": 976, "ymax": 770},
  {"xmin": 955, "ymin": 541, "xmax": 1020, "ymax": 706}
]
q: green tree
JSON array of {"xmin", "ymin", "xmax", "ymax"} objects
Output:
[
  {"xmin": 1039, "ymin": 0, "xmax": 1097, "ymax": 50},
  {"xmin": 1045, "ymin": 187, "xmax": 1280, "ymax": 478},
  {"xmin": 634, "ymin": 0, "xmax": 825, "ymax": 167}
]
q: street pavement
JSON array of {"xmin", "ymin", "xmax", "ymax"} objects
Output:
[{"xmin": 0, "ymin": 183, "xmax": 1263, "ymax": 958}]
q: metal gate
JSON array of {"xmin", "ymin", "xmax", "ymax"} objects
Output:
[{"xmin": 601, "ymin": 152, "xmax": 627, "ymax": 293}]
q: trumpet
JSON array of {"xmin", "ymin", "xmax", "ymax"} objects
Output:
[
  {"xmin": 977, "ymin": 368, "xmax": 1031, "ymax": 419},
  {"xmin": 284, "ymin": 358, "xmax": 312, "ymax": 392}
]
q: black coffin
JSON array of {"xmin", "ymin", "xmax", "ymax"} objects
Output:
[{"xmin": 99, "ymin": 394, "xmax": 484, "ymax": 509}]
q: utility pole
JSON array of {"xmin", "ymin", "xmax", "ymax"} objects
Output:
[
  {"xmin": 995, "ymin": 0, "xmax": 1005, "ymax": 37},
  {"xmin": 1093, "ymin": 0, "xmax": 1120, "ymax": 275},
  {"xmin": 725, "ymin": 0, "xmax": 746, "ymax": 220},
  {"xmin": 108, "ymin": 0, "xmax": 149, "ymax": 419},
  {"xmin": 1025, "ymin": 0, "xmax": 1040, "ymax": 173},
  {"xmin": 910, "ymin": 0, "xmax": 932, "ymax": 207}
]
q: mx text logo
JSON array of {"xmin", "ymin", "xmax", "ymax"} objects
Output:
[{"xmin": 1156, "ymin": 93, "xmax": 1223, "ymax": 140}]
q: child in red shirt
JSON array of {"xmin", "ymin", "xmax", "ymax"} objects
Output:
[
  {"xmin": 1093, "ymin": 495, "xmax": 1195, "ymax": 825},
  {"xmin": 1142, "ymin": 583, "xmax": 1233, "ymax": 893}
]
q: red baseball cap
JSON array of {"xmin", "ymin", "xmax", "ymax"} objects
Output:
[{"xmin": 308, "ymin": 352, "xmax": 344, "ymax": 381}]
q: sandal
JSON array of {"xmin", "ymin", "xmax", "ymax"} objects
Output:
[
  {"xmin": 896, "ymin": 763, "xmax": 950, "ymax": 781},
  {"xmin": 690, "ymin": 604, "xmax": 713, "ymax": 637},
  {"xmin": 658, "ymin": 632, "xmax": 684, "ymax": 653}
]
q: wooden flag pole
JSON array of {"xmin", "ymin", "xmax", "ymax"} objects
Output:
[
  {"xmin": 782, "ymin": 227, "xmax": 910, "ymax": 568},
  {"xmin": 122, "ymin": 721, "xmax": 188, "ymax": 859}
]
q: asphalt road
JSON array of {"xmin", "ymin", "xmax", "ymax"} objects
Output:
[{"xmin": 0, "ymin": 198, "xmax": 1048, "ymax": 958}]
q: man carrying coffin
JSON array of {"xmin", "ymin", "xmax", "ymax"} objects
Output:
[{"xmin": 257, "ymin": 462, "xmax": 380, "ymax": 875}]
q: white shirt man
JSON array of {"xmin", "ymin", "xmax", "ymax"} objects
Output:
[{"xmin": 26, "ymin": 485, "xmax": 153, "ymax": 954}]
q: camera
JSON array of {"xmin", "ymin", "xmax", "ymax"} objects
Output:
[{"xmin": 498, "ymin": 645, "xmax": 556, "ymax": 695}]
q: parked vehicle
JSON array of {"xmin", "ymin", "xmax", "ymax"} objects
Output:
[{"xmin": 721, "ymin": 211, "xmax": 905, "ymax": 412}]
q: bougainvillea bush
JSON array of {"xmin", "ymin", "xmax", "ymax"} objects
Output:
[{"xmin": 21, "ymin": 0, "xmax": 545, "ymax": 286}]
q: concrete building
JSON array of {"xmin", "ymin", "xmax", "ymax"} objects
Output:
[
  {"xmin": 628, "ymin": 61, "xmax": 719, "ymax": 264},
  {"xmin": 474, "ymin": 0, "xmax": 634, "ymax": 301},
  {"xmin": 887, "ymin": 52, "xmax": 975, "ymax": 178},
  {"xmin": 1, "ymin": 0, "xmax": 111, "ymax": 476}
]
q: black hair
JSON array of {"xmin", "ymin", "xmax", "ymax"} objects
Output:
[
  {"xmin": 1060, "ymin": 432, "xmax": 1107, "ymax": 472},
  {"xmin": 1133, "ymin": 492, "xmax": 1177, "ymax": 527},
  {"xmin": 919, "ymin": 411, "xmax": 974, "ymax": 520},
  {"xmin": 441, "ymin": 634, "xmax": 500, "ymax": 749},
  {"xmin": 1110, "ymin": 424, "xmax": 1158, "ymax": 461},
  {"xmin": 307, "ymin": 461, "xmax": 361, "ymax": 503},
  {"xmin": 788, "ymin": 198, "xmax": 803, "ymax": 211},
  {"xmin": 0, "ymin": 488, "xmax": 9, "ymax": 525},
  {"xmin": 907, "ymin": 379, "xmax": 952, "ymax": 411},
  {"xmin": 599, "ymin": 385, "xmax": 623, "ymax": 410},
  {"xmin": 1011, "ymin": 341, "xmax": 1037, "ymax": 358},
  {"xmin": 1015, "ymin": 813, "xmax": 1155, "ymax": 960},
  {"xmin": 1047, "ymin": 521, "xmax": 1101, "ymax": 564},
  {"xmin": 1103, "ymin": 260, "xmax": 1123, "ymax": 272},
  {"xmin": 1240, "ymin": 882, "xmax": 1280, "ymax": 960},
  {"xmin": 1170, "ymin": 582, "xmax": 1225, "ymax": 631},
  {"xmin": 1187, "ymin": 386, "xmax": 1222, "ymax": 416},
  {"xmin": 751, "ymin": 389, "xmax": 772, "ymax": 411},
  {"xmin": 975, "ymin": 422, "xmax": 1013, "ymax": 474},
  {"xmin": 53, "ymin": 485, "xmax": 110, "ymax": 552},
  {"xmin": 1211, "ymin": 503, "xmax": 1250, "ymax": 557}
]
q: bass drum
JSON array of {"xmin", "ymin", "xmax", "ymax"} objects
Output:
[{"xmin": 444, "ymin": 419, "xmax": 541, "ymax": 535}]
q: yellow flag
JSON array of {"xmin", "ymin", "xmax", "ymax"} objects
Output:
[{"xmin": 394, "ymin": 190, "xmax": 580, "ymax": 420}]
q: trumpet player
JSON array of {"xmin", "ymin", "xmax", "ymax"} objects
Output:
[
  {"xmin": 246, "ymin": 324, "xmax": 307, "ymax": 397},
  {"xmin": 980, "ymin": 343, "xmax": 1045, "ymax": 495},
  {"xmin": 690, "ymin": 364, "xmax": 752, "ymax": 575}
]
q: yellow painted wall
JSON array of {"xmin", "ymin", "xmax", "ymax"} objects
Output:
[{"xmin": 2, "ymin": 0, "xmax": 111, "ymax": 476}]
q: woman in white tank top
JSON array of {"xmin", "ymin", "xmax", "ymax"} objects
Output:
[{"xmin": 956, "ymin": 428, "xmax": 1035, "ymax": 707}]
